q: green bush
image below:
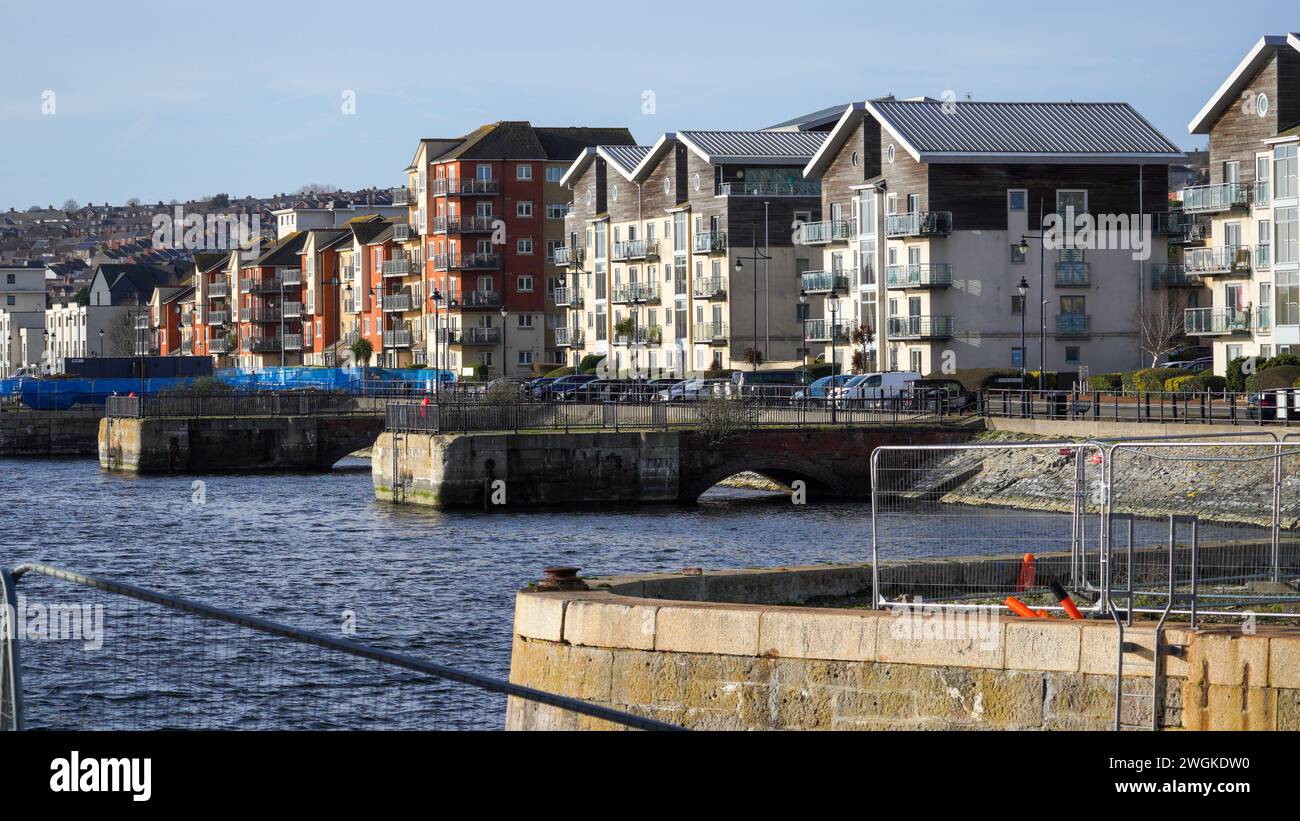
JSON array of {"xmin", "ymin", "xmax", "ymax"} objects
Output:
[
  {"xmin": 1164, "ymin": 375, "xmax": 1206, "ymax": 394},
  {"xmin": 578, "ymin": 354, "xmax": 605, "ymax": 372},
  {"xmin": 1123, "ymin": 367, "xmax": 1185, "ymax": 393},
  {"xmin": 1293, "ymin": 377, "xmax": 1300, "ymax": 388},
  {"xmin": 1088, "ymin": 373, "xmax": 1123, "ymax": 391},
  {"xmin": 1246, "ymin": 365, "xmax": 1300, "ymax": 393},
  {"xmin": 544, "ymin": 366, "xmax": 575, "ymax": 378},
  {"xmin": 1026, "ymin": 370, "xmax": 1058, "ymax": 390},
  {"xmin": 950, "ymin": 368, "xmax": 1026, "ymax": 391},
  {"xmin": 1201, "ymin": 375, "xmax": 1227, "ymax": 392},
  {"xmin": 1225, "ymin": 357, "xmax": 1250, "ymax": 393},
  {"xmin": 1261, "ymin": 353, "xmax": 1300, "ymax": 371}
]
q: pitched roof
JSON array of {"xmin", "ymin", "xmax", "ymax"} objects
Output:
[
  {"xmin": 95, "ymin": 263, "xmax": 178, "ymax": 304},
  {"xmin": 1188, "ymin": 34, "xmax": 1300, "ymax": 134},
  {"xmin": 536, "ymin": 127, "xmax": 636, "ymax": 160},
  {"xmin": 766, "ymin": 103, "xmax": 855, "ymax": 131},
  {"xmin": 865, "ymin": 99, "xmax": 1184, "ymax": 163},
  {"xmin": 349, "ymin": 219, "xmax": 391, "ymax": 245},
  {"xmin": 676, "ymin": 130, "xmax": 828, "ymax": 164},
  {"xmin": 252, "ymin": 232, "xmax": 308, "ymax": 267},
  {"xmin": 600, "ymin": 145, "xmax": 652, "ymax": 178}
]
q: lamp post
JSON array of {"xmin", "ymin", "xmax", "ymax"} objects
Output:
[
  {"xmin": 1017, "ymin": 276, "xmax": 1029, "ymax": 382},
  {"xmin": 798, "ymin": 289, "xmax": 808, "ymax": 375},
  {"xmin": 1017, "ymin": 200, "xmax": 1049, "ymax": 392},
  {"xmin": 43, "ymin": 329, "xmax": 49, "ymax": 377},
  {"xmin": 428, "ymin": 287, "xmax": 443, "ymax": 397},
  {"xmin": 629, "ymin": 289, "xmax": 645, "ymax": 380},
  {"xmin": 827, "ymin": 288, "xmax": 840, "ymax": 424},
  {"xmin": 734, "ymin": 226, "xmax": 772, "ymax": 372},
  {"xmin": 98, "ymin": 328, "xmax": 104, "ymax": 358},
  {"xmin": 499, "ymin": 304, "xmax": 508, "ymax": 379}
]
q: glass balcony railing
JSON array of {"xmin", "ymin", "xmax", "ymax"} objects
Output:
[
  {"xmin": 554, "ymin": 327, "xmax": 583, "ymax": 347},
  {"xmin": 1181, "ymin": 182, "xmax": 1250, "ymax": 213},
  {"xmin": 611, "ymin": 239, "xmax": 659, "ymax": 261},
  {"xmin": 801, "ymin": 219, "xmax": 856, "ymax": 244},
  {"xmin": 804, "ymin": 318, "xmax": 851, "ymax": 342},
  {"xmin": 692, "ymin": 276, "xmax": 727, "ymax": 299},
  {"xmin": 884, "ymin": 263, "xmax": 953, "ymax": 289},
  {"xmin": 1150, "ymin": 264, "xmax": 1194, "ymax": 287},
  {"xmin": 800, "ymin": 270, "xmax": 852, "ymax": 293},
  {"xmin": 1185, "ymin": 245, "xmax": 1253, "ymax": 276},
  {"xmin": 693, "ymin": 231, "xmax": 727, "ymax": 253},
  {"xmin": 885, "ymin": 211, "xmax": 953, "ymax": 238},
  {"xmin": 718, "ymin": 180, "xmax": 821, "ymax": 197},
  {"xmin": 611, "ymin": 282, "xmax": 660, "ymax": 303},
  {"xmin": 887, "ymin": 315, "xmax": 954, "ymax": 339},
  {"xmin": 1185, "ymin": 307, "xmax": 1253, "ymax": 335},
  {"xmin": 696, "ymin": 321, "xmax": 729, "ymax": 343}
]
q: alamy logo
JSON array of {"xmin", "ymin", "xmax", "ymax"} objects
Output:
[
  {"xmin": 1043, "ymin": 208, "xmax": 1152, "ymax": 261},
  {"xmin": 151, "ymin": 206, "xmax": 261, "ymax": 252},
  {"xmin": 50, "ymin": 751, "xmax": 151, "ymax": 802},
  {"xmin": 889, "ymin": 599, "xmax": 1001, "ymax": 650},
  {"xmin": 1, "ymin": 595, "xmax": 103, "ymax": 650}
]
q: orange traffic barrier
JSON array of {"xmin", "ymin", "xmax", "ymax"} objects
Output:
[
  {"xmin": 1014, "ymin": 553, "xmax": 1036, "ymax": 592},
  {"xmin": 1049, "ymin": 580, "xmax": 1084, "ymax": 620},
  {"xmin": 1003, "ymin": 596, "xmax": 1039, "ymax": 619}
]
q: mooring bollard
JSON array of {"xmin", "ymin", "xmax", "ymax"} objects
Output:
[{"xmin": 535, "ymin": 566, "xmax": 588, "ymax": 592}]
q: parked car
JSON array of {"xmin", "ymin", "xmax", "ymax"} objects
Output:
[
  {"xmin": 655, "ymin": 378, "xmax": 729, "ymax": 402},
  {"xmin": 904, "ymin": 378, "xmax": 977, "ymax": 411},
  {"xmin": 620, "ymin": 379, "xmax": 679, "ymax": 401},
  {"xmin": 833, "ymin": 371, "xmax": 922, "ymax": 406},
  {"xmin": 1169, "ymin": 357, "xmax": 1214, "ymax": 372},
  {"xmin": 795, "ymin": 374, "xmax": 853, "ymax": 399},
  {"xmin": 526, "ymin": 377, "xmax": 557, "ymax": 399},
  {"xmin": 731, "ymin": 369, "xmax": 812, "ymax": 399},
  {"xmin": 545, "ymin": 373, "xmax": 599, "ymax": 400}
]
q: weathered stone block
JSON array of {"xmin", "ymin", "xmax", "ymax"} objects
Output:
[
  {"xmin": 876, "ymin": 615, "xmax": 1004, "ymax": 669},
  {"xmin": 513, "ymin": 592, "xmax": 567, "ymax": 642},
  {"xmin": 758, "ymin": 609, "xmax": 878, "ymax": 662},
  {"xmin": 1079, "ymin": 624, "xmax": 1187, "ymax": 679},
  {"xmin": 1268, "ymin": 636, "xmax": 1300, "ymax": 689},
  {"xmin": 1187, "ymin": 630, "xmax": 1269, "ymax": 686},
  {"xmin": 1005, "ymin": 621, "xmax": 1081, "ymax": 672},
  {"xmin": 610, "ymin": 649, "xmax": 685, "ymax": 706},
  {"xmin": 655, "ymin": 605, "xmax": 760, "ymax": 656},
  {"xmin": 563, "ymin": 599, "xmax": 657, "ymax": 650}
]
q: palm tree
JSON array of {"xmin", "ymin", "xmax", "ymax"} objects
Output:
[{"xmin": 349, "ymin": 337, "xmax": 373, "ymax": 366}]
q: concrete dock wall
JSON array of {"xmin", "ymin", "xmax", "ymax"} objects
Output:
[{"xmin": 0, "ymin": 409, "xmax": 103, "ymax": 457}]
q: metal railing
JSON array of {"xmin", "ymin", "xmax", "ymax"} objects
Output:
[
  {"xmin": 1185, "ymin": 245, "xmax": 1253, "ymax": 276},
  {"xmin": 382, "ymin": 258, "xmax": 415, "ymax": 278},
  {"xmin": 382, "ymin": 293, "xmax": 413, "ymax": 312},
  {"xmin": 611, "ymin": 282, "xmax": 660, "ymax": 303},
  {"xmin": 886, "ymin": 315, "xmax": 954, "ymax": 339},
  {"xmin": 885, "ymin": 211, "xmax": 952, "ymax": 237},
  {"xmin": 718, "ymin": 180, "xmax": 821, "ymax": 197},
  {"xmin": 554, "ymin": 327, "xmax": 583, "ymax": 347},
  {"xmin": 980, "ymin": 389, "xmax": 1300, "ymax": 425},
  {"xmin": 801, "ymin": 270, "xmax": 852, "ymax": 293},
  {"xmin": 692, "ymin": 276, "xmax": 727, "ymax": 299},
  {"xmin": 801, "ymin": 219, "xmax": 856, "ymax": 244},
  {"xmin": 1150, "ymin": 264, "xmax": 1194, "ymax": 287},
  {"xmin": 105, "ymin": 393, "xmax": 387, "ymax": 419},
  {"xmin": 696, "ymin": 321, "xmax": 728, "ymax": 343},
  {"xmin": 611, "ymin": 239, "xmax": 658, "ymax": 261},
  {"xmin": 884, "ymin": 263, "xmax": 953, "ymax": 289},
  {"xmin": 0, "ymin": 564, "xmax": 680, "ymax": 731},
  {"xmin": 1185, "ymin": 307, "xmax": 1253, "ymax": 335},
  {"xmin": 692, "ymin": 231, "xmax": 727, "ymax": 253},
  {"xmin": 208, "ymin": 281, "xmax": 230, "ymax": 298},
  {"xmin": 804, "ymin": 318, "xmax": 850, "ymax": 342},
  {"xmin": 1182, "ymin": 182, "xmax": 1250, "ymax": 213},
  {"xmin": 383, "ymin": 329, "xmax": 413, "ymax": 348},
  {"xmin": 432, "ymin": 178, "xmax": 499, "ymax": 196}
]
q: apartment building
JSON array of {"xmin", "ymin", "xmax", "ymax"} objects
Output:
[
  {"xmin": 800, "ymin": 99, "xmax": 1183, "ymax": 378},
  {"xmin": 1, "ymin": 263, "xmax": 47, "ymax": 376},
  {"xmin": 1181, "ymin": 33, "xmax": 1300, "ymax": 372},
  {"xmin": 139, "ymin": 285, "xmax": 193, "ymax": 356},
  {"xmin": 271, "ymin": 201, "xmax": 405, "ymax": 239},
  {"xmin": 396, "ymin": 122, "xmax": 635, "ymax": 376},
  {"xmin": 557, "ymin": 130, "xmax": 826, "ymax": 376},
  {"xmin": 298, "ymin": 228, "xmax": 351, "ymax": 366},
  {"xmin": 189, "ymin": 252, "xmax": 235, "ymax": 363},
  {"xmin": 232, "ymin": 234, "xmax": 309, "ymax": 369}
]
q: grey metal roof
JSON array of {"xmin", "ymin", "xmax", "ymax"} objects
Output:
[
  {"xmin": 766, "ymin": 103, "xmax": 851, "ymax": 131},
  {"xmin": 600, "ymin": 145, "xmax": 652, "ymax": 176},
  {"xmin": 871, "ymin": 100, "xmax": 1184, "ymax": 160},
  {"xmin": 678, "ymin": 130, "xmax": 828, "ymax": 163}
]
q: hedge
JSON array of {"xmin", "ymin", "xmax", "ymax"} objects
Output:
[
  {"xmin": 1202, "ymin": 375, "xmax": 1227, "ymax": 392},
  {"xmin": 1246, "ymin": 365, "xmax": 1300, "ymax": 392},
  {"xmin": 1226, "ymin": 357, "xmax": 1250, "ymax": 393},
  {"xmin": 1122, "ymin": 367, "xmax": 1185, "ymax": 393},
  {"xmin": 1088, "ymin": 372, "xmax": 1123, "ymax": 391},
  {"xmin": 544, "ymin": 366, "xmax": 575, "ymax": 378},
  {"xmin": 1164, "ymin": 375, "xmax": 1206, "ymax": 394}
]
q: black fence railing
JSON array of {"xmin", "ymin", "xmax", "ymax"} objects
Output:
[
  {"xmin": 385, "ymin": 395, "xmax": 952, "ymax": 434},
  {"xmin": 981, "ymin": 389, "xmax": 1300, "ymax": 425},
  {"xmin": 106, "ymin": 393, "xmax": 386, "ymax": 419}
]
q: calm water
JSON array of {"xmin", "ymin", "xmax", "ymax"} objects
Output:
[{"xmin": 0, "ymin": 456, "xmax": 1262, "ymax": 729}]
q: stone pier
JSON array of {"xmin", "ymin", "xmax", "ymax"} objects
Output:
[
  {"xmin": 372, "ymin": 426, "xmax": 974, "ymax": 508},
  {"xmin": 1, "ymin": 408, "xmax": 104, "ymax": 457}
]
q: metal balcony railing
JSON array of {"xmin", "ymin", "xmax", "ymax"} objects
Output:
[
  {"xmin": 1185, "ymin": 245, "xmax": 1253, "ymax": 276},
  {"xmin": 696, "ymin": 322, "xmax": 729, "ymax": 343},
  {"xmin": 208, "ymin": 281, "xmax": 230, "ymax": 298},
  {"xmin": 281, "ymin": 268, "xmax": 303, "ymax": 286},
  {"xmin": 282, "ymin": 301, "xmax": 303, "ymax": 318},
  {"xmin": 393, "ymin": 224, "xmax": 412, "ymax": 242},
  {"xmin": 800, "ymin": 270, "xmax": 852, "ymax": 293},
  {"xmin": 383, "ymin": 329, "xmax": 413, "ymax": 348},
  {"xmin": 615, "ymin": 325, "xmax": 662, "ymax": 346},
  {"xmin": 1055, "ymin": 261, "xmax": 1091, "ymax": 287},
  {"xmin": 553, "ymin": 287, "xmax": 584, "ymax": 308},
  {"xmin": 1184, "ymin": 307, "xmax": 1254, "ymax": 335},
  {"xmin": 611, "ymin": 239, "xmax": 659, "ymax": 261},
  {"xmin": 247, "ymin": 337, "xmax": 281, "ymax": 353},
  {"xmin": 693, "ymin": 276, "xmax": 727, "ymax": 299},
  {"xmin": 886, "ymin": 315, "xmax": 954, "ymax": 340},
  {"xmin": 382, "ymin": 293, "xmax": 413, "ymax": 312},
  {"xmin": 1054, "ymin": 314, "xmax": 1091, "ymax": 338},
  {"xmin": 1181, "ymin": 182, "xmax": 1250, "ymax": 213},
  {"xmin": 382, "ymin": 258, "xmax": 414, "ymax": 278},
  {"xmin": 240, "ymin": 306, "xmax": 284, "ymax": 323},
  {"xmin": 207, "ymin": 310, "xmax": 229, "ymax": 325},
  {"xmin": 611, "ymin": 282, "xmax": 660, "ymax": 303},
  {"xmin": 884, "ymin": 264, "xmax": 953, "ymax": 289},
  {"xmin": 554, "ymin": 327, "xmax": 584, "ymax": 347},
  {"xmin": 801, "ymin": 219, "xmax": 856, "ymax": 244},
  {"xmin": 885, "ymin": 211, "xmax": 953, "ymax": 237},
  {"xmin": 1150, "ymin": 264, "xmax": 1194, "ymax": 287},
  {"xmin": 433, "ymin": 215, "xmax": 497, "ymax": 233},
  {"xmin": 392, "ymin": 187, "xmax": 411, "ymax": 206},
  {"xmin": 433, "ymin": 253, "xmax": 500, "ymax": 270},
  {"xmin": 804, "ymin": 318, "xmax": 851, "ymax": 342},
  {"xmin": 458, "ymin": 327, "xmax": 501, "ymax": 345},
  {"xmin": 692, "ymin": 231, "xmax": 727, "ymax": 253},
  {"xmin": 717, "ymin": 180, "xmax": 821, "ymax": 197},
  {"xmin": 209, "ymin": 337, "xmax": 229, "ymax": 354},
  {"xmin": 240, "ymin": 278, "xmax": 283, "ymax": 293},
  {"xmin": 432, "ymin": 178, "xmax": 499, "ymax": 196},
  {"xmin": 134, "ymin": 315, "xmax": 151, "ymax": 330},
  {"xmin": 452, "ymin": 290, "xmax": 503, "ymax": 310},
  {"xmin": 282, "ymin": 334, "xmax": 303, "ymax": 351}
]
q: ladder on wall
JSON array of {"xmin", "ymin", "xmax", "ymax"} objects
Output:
[{"xmin": 1108, "ymin": 514, "xmax": 1197, "ymax": 731}]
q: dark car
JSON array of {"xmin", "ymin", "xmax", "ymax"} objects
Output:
[
  {"xmin": 546, "ymin": 373, "xmax": 599, "ymax": 401},
  {"xmin": 527, "ymin": 377, "xmax": 557, "ymax": 400},
  {"xmin": 904, "ymin": 378, "xmax": 977, "ymax": 412}
]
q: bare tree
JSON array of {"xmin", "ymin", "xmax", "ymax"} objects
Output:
[
  {"xmin": 62, "ymin": 198, "xmax": 80, "ymax": 212},
  {"xmin": 1134, "ymin": 292, "xmax": 1188, "ymax": 367},
  {"xmin": 107, "ymin": 312, "xmax": 136, "ymax": 357}
]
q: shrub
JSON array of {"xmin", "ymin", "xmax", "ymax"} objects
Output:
[
  {"xmin": 1293, "ymin": 377, "xmax": 1300, "ymax": 388},
  {"xmin": 1261, "ymin": 353, "xmax": 1300, "ymax": 371},
  {"xmin": 1088, "ymin": 373, "xmax": 1123, "ymax": 391},
  {"xmin": 703, "ymin": 364, "xmax": 732, "ymax": 380},
  {"xmin": 1164, "ymin": 375, "xmax": 1206, "ymax": 394},
  {"xmin": 805, "ymin": 362, "xmax": 839, "ymax": 379},
  {"xmin": 1246, "ymin": 365, "xmax": 1300, "ymax": 393},
  {"xmin": 1225, "ymin": 357, "xmax": 1250, "ymax": 393},
  {"xmin": 1026, "ymin": 371, "xmax": 1058, "ymax": 390},
  {"xmin": 950, "ymin": 368, "xmax": 1025, "ymax": 391},
  {"xmin": 577, "ymin": 354, "xmax": 605, "ymax": 372},
  {"xmin": 1123, "ymin": 367, "xmax": 1185, "ymax": 393},
  {"xmin": 159, "ymin": 376, "xmax": 232, "ymax": 397},
  {"xmin": 1201, "ymin": 375, "xmax": 1227, "ymax": 393},
  {"xmin": 544, "ymin": 366, "xmax": 575, "ymax": 378}
]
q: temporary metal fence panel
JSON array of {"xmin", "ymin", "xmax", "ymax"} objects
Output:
[
  {"xmin": 983, "ymin": 389, "xmax": 1284, "ymax": 426},
  {"xmin": 2, "ymin": 564, "xmax": 680, "ymax": 732},
  {"xmin": 1101, "ymin": 441, "xmax": 1300, "ymax": 614},
  {"xmin": 869, "ymin": 442, "xmax": 1106, "ymax": 611}
]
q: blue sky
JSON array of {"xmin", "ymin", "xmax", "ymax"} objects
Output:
[{"xmin": 0, "ymin": 0, "xmax": 1294, "ymax": 211}]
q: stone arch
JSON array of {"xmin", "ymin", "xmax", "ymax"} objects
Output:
[{"xmin": 678, "ymin": 453, "xmax": 858, "ymax": 503}]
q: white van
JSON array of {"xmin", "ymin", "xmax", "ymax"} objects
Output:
[{"xmin": 835, "ymin": 371, "xmax": 921, "ymax": 405}]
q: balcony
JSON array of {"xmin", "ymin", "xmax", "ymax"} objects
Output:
[
  {"xmin": 1152, "ymin": 211, "xmax": 1190, "ymax": 237},
  {"xmin": 393, "ymin": 187, "xmax": 412, "ymax": 206},
  {"xmin": 283, "ymin": 301, "xmax": 303, "ymax": 318},
  {"xmin": 1054, "ymin": 314, "xmax": 1091, "ymax": 338},
  {"xmin": 207, "ymin": 310, "xmax": 229, "ymax": 325},
  {"xmin": 697, "ymin": 321, "xmax": 729, "ymax": 344},
  {"xmin": 1181, "ymin": 182, "xmax": 1250, "ymax": 213},
  {"xmin": 693, "ymin": 231, "xmax": 727, "ymax": 254},
  {"xmin": 247, "ymin": 337, "xmax": 281, "ymax": 353},
  {"xmin": 457, "ymin": 327, "xmax": 501, "ymax": 346},
  {"xmin": 240, "ymin": 306, "xmax": 284, "ymax": 323},
  {"xmin": 393, "ymin": 223, "xmax": 412, "ymax": 242},
  {"xmin": 555, "ymin": 327, "xmax": 584, "ymax": 347},
  {"xmin": 1055, "ymin": 261, "xmax": 1091, "ymax": 287},
  {"xmin": 1185, "ymin": 245, "xmax": 1253, "ymax": 277},
  {"xmin": 282, "ymin": 334, "xmax": 303, "ymax": 351},
  {"xmin": 693, "ymin": 276, "xmax": 727, "ymax": 299},
  {"xmin": 885, "ymin": 211, "xmax": 953, "ymax": 238},
  {"xmin": 717, "ymin": 180, "xmax": 821, "ymax": 197},
  {"xmin": 611, "ymin": 239, "xmax": 659, "ymax": 261},
  {"xmin": 453, "ymin": 290, "xmax": 504, "ymax": 310},
  {"xmin": 281, "ymin": 268, "xmax": 303, "ymax": 286},
  {"xmin": 1185, "ymin": 307, "xmax": 1254, "ymax": 336},
  {"xmin": 1150, "ymin": 264, "xmax": 1196, "ymax": 287},
  {"xmin": 433, "ymin": 253, "xmax": 500, "ymax": 271},
  {"xmin": 209, "ymin": 337, "xmax": 229, "ymax": 354},
  {"xmin": 432, "ymin": 178, "xmax": 499, "ymax": 196},
  {"xmin": 615, "ymin": 325, "xmax": 663, "ymax": 346},
  {"xmin": 208, "ymin": 281, "xmax": 230, "ymax": 298},
  {"xmin": 383, "ymin": 329, "xmax": 413, "ymax": 348},
  {"xmin": 134, "ymin": 315, "xmax": 151, "ymax": 330},
  {"xmin": 884, "ymin": 264, "xmax": 953, "ymax": 289},
  {"xmin": 801, "ymin": 219, "xmax": 856, "ymax": 244},
  {"xmin": 887, "ymin": 315, "xmax": 954, "ymax": 340},
  {"xmin": 804, "ymin": 318, "xmax": 851, "ymax": 343},
  {"xmin": 382, "ymin": 258, "xmax": 415, "ymax": 278},
  {"xmin": 611, "ymin": 282, "xmax": 660, "ymax": 304},
  {"xmin": 382, "ymin": 293, "xmax": 413, "ymax": 313},
  {"xmin": 553, "ymin": 245, "xmax": 585, "ymax": 266},
  {"xmin": 240, "ymin": 278, "xmax": 282, "ymax": 293},
  {"xmin": 553, "ymin": 287, "xmax": 583, "ymax": 308},
  {"xmin": 434, "ymin": 215, "xmax": 497, "ymax": 234},
  {"xmin": 801, "ymin": 270, "xmax": 852, "ymax": 293}
]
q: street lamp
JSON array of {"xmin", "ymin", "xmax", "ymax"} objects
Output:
[
  {"xmin": 1016, "ymin": 276, "xmax": 1029, "ymax": 383},
  {"xmin": 428, "ymin": 287, "xmax": 443, "ymax": 397},
  {"xmin": 499, "ymin": 304, "xmax": 508, "ymax": 379},
  {"xmin": 98, "ymin": 328, "xmax": 104, "ymax": 358},
  {"xmin": 1017, "ymin": 199, "xmax": 1049, "ymax": 391},
  {"xmin": 734, "ymin": 223, "xmax": 772, "ymax": 371},
  {"xmin": 798, "ymin": 288, "xmax": 809, "ymax": 375},
  {"xmin": 826, "ymin": 288, "xmax": 841, "ymax": 423}
]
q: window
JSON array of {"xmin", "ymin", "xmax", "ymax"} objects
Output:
[
  {"xmin": 1056, "ymin": 189, "xmax": 1088, "ymax": 215},
  {"xmin": 1010, "ymin": 244, "xmax": 1026, "ymax": 264},
  {"xmin": 5, "ymin": 296, "xmax": 13, "ymax": 306},
  {"xmin": 516, "ymin": 164, "xmax": 533, "ymax": 181},
  {"xmin": 1276, "ymin": 206, "xmax": 1297, "ymax": 265},
  {"xmin": 1275, "ymin": 144, "xmax": 1297, "ymax": 200},
  {"xmin": 517, "ymin": 239, "xmax": 534, "ymax": 255},
  {"xmin": 1008, "ymin": 190, "xmax": 1026, "ymax": 211},
  {"xmin": 909, "ymin": 349, "xmax": 922, "ymax": 373},
  {"xmin": 517, "ymin": 313, "xmax": 533, "ymax": 328},
  {"xmin": 518, "ymin": 350, "xmax": 532, "ymax": 365},
  {"xmin": 517, "ymin": 201, "xmax": 533, "ymax": 217},
  {"xmin": 476, "ymin": 164, "xmax": 492, "ymax": 181},
  {"xmin": 545, "ymin": 167, "xmax": 563, "ymax": 183},
  {"xmin": 545, "ymin": 203, "xmax": 566, "ymax": 219},
  {"xmin": 1223, "ymin": 160, "xmax": 1240, "ymax": 185},
  {"xmin": 517, "ymin": 275, "xmax": 534, "ymax": 292},
  {"xmin": 1065, "ymin": 347, "xmax": 1080, "ymax": 364}
]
